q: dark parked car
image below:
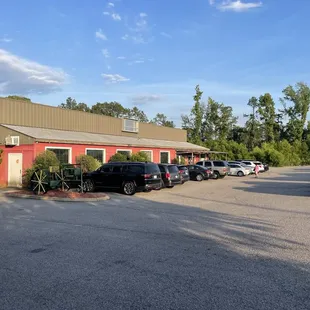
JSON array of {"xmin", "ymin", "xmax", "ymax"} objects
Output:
[
  {"xmin": 158, "ymin": 164, "xmax": 182, "ymax": 188},
  {"xmin": 84, "ymin": 162, "xmax": 161, "ymax": 195},
  {"xmin": 177, "ymin": 165, "xmax": 190, "ymax": 184},
  {"xmin": 184, "ymin": 165, "xmax": 211, "ymax": 181}
]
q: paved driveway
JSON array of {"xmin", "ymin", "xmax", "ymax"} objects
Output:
[{"xmin": 1, "ymin": 167, "xmax": 310, "ymax": 309}]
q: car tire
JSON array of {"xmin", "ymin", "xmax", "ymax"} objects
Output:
[
  {"xmin": 196, "ymin": 174, "xmax": 203, "ymax": 182},
  {"xmin": 85, "ymin": 179, "xmax": 95, "ymax": 192},
  {"xmin": 213, "ymin": 171, "xmax": 220, "ymax": 180},
  {"xmin": 237, "ymin": 171, "xmax": 244, "ymax": 177},
  {"xmin": 122, "ymin": 181, "xmax": 136, "ymax": 195}
]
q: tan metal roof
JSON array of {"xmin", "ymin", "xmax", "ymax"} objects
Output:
[{"xmin": 1, "ymin": 124, "xmax": 209, "ymax": 152}]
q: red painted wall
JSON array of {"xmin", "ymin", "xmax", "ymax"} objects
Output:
[
  {"xmin": 0, "ymin": 144, "xmax": 35, "ymax": 187},
  {"xmin": 0, "ymin": 142, "xmax": 178, "ymax": 186},
  {"xmin": 34, "ymin": 142, "xmax": 176, "ymax": 164}
]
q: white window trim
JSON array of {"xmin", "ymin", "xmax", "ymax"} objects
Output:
[
  {"xmin": 160, "ymin": 151, "xmax": 171, "ymax": 164},
  {"xmin": 140, "ymin": 150, "xmax": 153, "ymax": 161},
  {"xmin": 85, "ymin": 148, "xmax": 106, "ymax": 163},
  {"xmin": 116, "ymin": 149, "xmax": 132, "ymax": 155},
  {"xmin": 45, "ymin": 146, "xmax": 72, "ymax": 164}
]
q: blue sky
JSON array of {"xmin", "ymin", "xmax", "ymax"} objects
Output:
[{"xmin": 1, "ymin": 0, "xmax": 310, "ymax": 126}]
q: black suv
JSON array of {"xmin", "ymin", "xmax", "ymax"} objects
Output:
[
  {"xmin": 84, "ymin": 162, "xmax": 161, "ymax": 195},
  {"xmin": 158, "ymin": 164, "xmax": 182, "ymax": 188}
]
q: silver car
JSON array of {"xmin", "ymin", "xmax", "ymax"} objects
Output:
[{"xmin": 228, "ymin": 163, "xmax": 250, "ymax": 177}]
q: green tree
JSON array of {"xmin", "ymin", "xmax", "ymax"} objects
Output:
[
  {"xmin": 109, "ymin": 153, "xmax": 128, "ymax": 162},
  {"xmin": 91, "ymin": 101, "xmax": 128, "ymax": 117},
  {"xmin": 181, "ymin": 85, "xmax": 204, "ymax": 144},
  {"xmin": 130, "ymin": 152, "xmax": 150, "ymax": 162},
  {"xmin": 151, "ymin": 113, "xmax": 175, "ymax": 128},
  {"xmin": 7, "ymin": 95, "xmax": 31, "ymax": 101},
  {"xmin": 258, "ymin": 93, "xmax": 276, "ymax": 143},
  {"xmin": 244, "ymin": 97, "xmax": 261, "ymax": 150},
  {"xmin": 59, "ymin": 97, "xmax": 90, "ymax": 112},
  {"xmin": 127, "ymin": 107, "xmax": 149, "ymax": 122},
  {"xmin": 281, "ymin": 82, "xmax": 310, "ymax": 142}
]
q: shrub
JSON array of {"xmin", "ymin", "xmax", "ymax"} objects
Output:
[
  {"xmin": 76, "ymin": 154, "xmax": 101, "ymax": 172},
  {"xmin": 171, "ymin": 157, "xmax": 186, "ymax": 164},
  {"xmin": 109, "ymin": 152, "xmax": 128, "ymax": 162},
  {"xmin": 130, "ymin": 151, "xmax": 150, "ymax": 162},
  {"xmin": 23, "ymin": 150, "xmax": 60, "ymax": 187}
]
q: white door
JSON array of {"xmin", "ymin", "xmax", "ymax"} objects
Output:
[{"xmin": 8, "ymin": 153, "xmax": 23, "ymax": 187}]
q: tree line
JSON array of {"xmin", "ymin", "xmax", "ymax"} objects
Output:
[
  {"xmin": 182, "ymin": 82, "xmax": 310, "ymax": 166},
  {"xmin": 3, "ymin": 81, "xmax": 310, "ymax": 166}
]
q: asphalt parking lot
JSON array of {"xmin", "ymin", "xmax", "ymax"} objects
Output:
[{"xmin": 1, "ymin": 167, "xmax": 310, "ymax": 309}]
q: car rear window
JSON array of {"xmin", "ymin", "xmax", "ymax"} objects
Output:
[
  {"xmin": 168, "ymin": 165, "xmax": 179, "ymax": 173},
  {"xmin": 178, "ymin": 166, "xmax": 187, "ymax": 171},
  {"xmin": 145, "ymin": 164, "xmax": 160, "ymax": 174},
  {"xmin": 213, "ymin": 161, "xmax": 226, "ymax": 167}
]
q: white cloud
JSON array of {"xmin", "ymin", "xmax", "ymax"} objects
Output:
[
  {"xmin": 209, "ymin": 0, "xmax": 215, "ymax": 4},
  {"xmin": 217, "ymin": 0, "xmax": 263, "ymax": 12},
  {"xmin": 107, "ymin": 2, "xmax": 114, "ymax": 7},
  {"xmin": 103, "ymin": 11, "xmax": 110, "ymax": 15},
  {"xmin": 95, "ymin": 29, "xmax": 107, "ymax": 40},
  {"xmin": 140, "ymin": 12, "xmax": 147, "ymax": 18},
  {"xmin": 0, "ymin": 36, "xmax": 13, "ymax": 43},
  {"xmin": 117, "ymin": 56, "xmax": 126, "ymax": 59},
  {"xmin": 102, "ymin": 48, "xmax": 109, "ymax": 58},
  {"xmin": 102, "ymin": 73, "xmax": 129, "ymax": 83},
  {"xmin": 132, "ymin": 94, "xmax": 161, "ymax": 104},
  {"xmin": 122, "ymin": 34, "xmax": 129, "ymax": 40},
  {"xmin": 160, "ymin": 32, "xmax": 172, "ymax": 38},
  {"xmin": 0, "ymin": 48, "xmax": 67, "ymax": 94},
  {"xmin": 111, "ymin": 13, "xmax": 121, "ymax": 21}
]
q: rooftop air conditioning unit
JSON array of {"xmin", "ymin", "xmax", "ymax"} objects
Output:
[{"xmin": 5, "ymin": 136, "xmax": 20, "ymax": 146}]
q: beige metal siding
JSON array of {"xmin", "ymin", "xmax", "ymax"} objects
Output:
[
  {"xmin": 0, "ymin": 126, "xmax": 34, "ymax": 145},
  {"xmin": 0, "ymin": 98, "xmax": 187, "ymax": 142}
]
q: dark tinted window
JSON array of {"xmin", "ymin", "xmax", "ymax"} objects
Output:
[
  {"xmin": 126, "ymin": 165, "xmax": 144, "ymax": 174},
  {"xmin": 168, "ymin": 165, "xmax": 179, "ymax": 173},
  {"xmin": 213, "ymin": 161, "xmax": 226, "ymax": 167},
  {"xmin": 187, "ymin": 165, "xmax": 194, "ymax": 170},
  {"xmin": 101, "ymin": 165, "xmax": 112, "ymax": 172},
  {"xmin": 178, "ymin": 166, "xmax": 187, "ymax": 171},
  {"xmin": 46, "ymin": 148, "xmax": 69, "ymax": 164},
  {"xmin": 145, "ymin": 164, "xmax": 160, "ymax": 174},
  {"xmin": 196, "ymin": 161, "xmax": 203, "ymax": 166},
  {"xmin": 158, "ymin": 165, "xmax": 167, "ymax": 173},
  {"xmin": 112, "ymin": 165, "xmax": 122, "ymax": 173},
  {"xmin": 229, "ymin": 164, "xmax": 238, "ymax": 168},
  {"xmin": 243, "ymin": 161, "xmax": 251, "ymax": 165},
  {"xmin": 204, "ymin": 161, "xmax": 212, "ymax": 167}
]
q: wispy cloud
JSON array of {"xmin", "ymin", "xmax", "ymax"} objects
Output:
[
  {"xmin": 102, "ymin": 49, "xmax": 109, "ymax": 58},
  {"xmin": 160, "ymin": 32, "xmax": 172, "ymax": 39},
  {"xmin": 103, "ymin": 11, "xmax": 110, "ymax": 15},
  {"xmin": 117, "ymin": 56, "xmax": 126, "ymax": 60},
  {"xmin": 111, "ymin": 13, "xmax": 121, "ymax": 21},
  {"xmin": 107, "ymin": 2, "xmax": 114, "ymax": 7},
  {"xmin": 102, "ymin": 73, "xmax": 129, "ymax": 83},
  {"xmin": 214, "ymin": 0, "xmax": 263, "ymax": 12},
  {"xmin": 0, "ymin": 48, "xmax": 67, "ymax": 94},
  {"xmin": 128, "ymin": 59, "xmax": 144, "ymax": 65},
  {"xmin": 0, "ymin": 35, "xmax": 13, "ymax": 43},
  {"xmin": 95, "ymin": 29, "xmax": 107, "ymax": 40},
  {"xmin": 122, "ymin": 12, "xmax": 153, "ymax": 44},
  {"xmin": 132, "ymin": 94, "xmax": 161, "ymax": 105}
]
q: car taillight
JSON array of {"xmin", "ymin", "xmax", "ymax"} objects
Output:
[
  {"xmin": 143, "ymin": 174, "xmax": 151, "ymax": 178},
  {"xmin": 165, "ymin": 172, "xmax": 171, "ymax": 179}
]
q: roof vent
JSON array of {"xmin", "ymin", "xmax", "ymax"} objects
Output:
[{"xmin": 5, "ymin": 135, "xmax": 20, "ymax": 146}]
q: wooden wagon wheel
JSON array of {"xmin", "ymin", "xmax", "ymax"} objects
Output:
[
  {"xmin": 55, "ymin": 169, "xmax": 70, "ymax": 191},
  {"xmin": 31, "ymin": 170, "xmax": 49, "ymax": 195}
]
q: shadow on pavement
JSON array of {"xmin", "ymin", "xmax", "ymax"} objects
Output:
[
  {"xmin": 233, "ymin": 180, "xmax": 310, "ymax": 197},
  {"xmin": 1, "ymin": 194, "xmax": 310, "ymax": 309}
]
